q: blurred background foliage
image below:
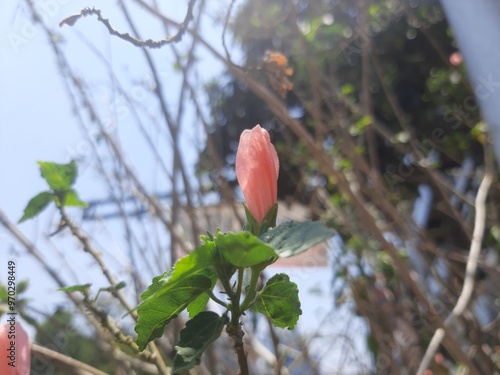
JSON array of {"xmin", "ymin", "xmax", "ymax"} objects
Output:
[{"xmin": 197, "ymin": 0, "xmax": 499, "ymax": 373}]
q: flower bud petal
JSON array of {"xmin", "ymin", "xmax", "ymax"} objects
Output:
[{"xmin": 236, "ymin": 125, "xmax": 279, "ymax": 223}]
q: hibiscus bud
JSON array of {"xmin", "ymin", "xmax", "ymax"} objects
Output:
[
  {"xmin": 236, "ymin": 125, "xmax": 279, "ymax": 224},
  {"xmin": 0, "ymin": 321, "xmax": 31, "ymax": 375}
]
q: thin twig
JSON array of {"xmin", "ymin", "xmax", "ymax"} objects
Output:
[
  {"xmin": 266, "ymin": 317, "xmax": 284, "ymax": 375},
  {"xmin": 32, "ymin": 344, "xmax": 110, "ymax": 375},
  {"xmin": 117, "ymin": 0, "xmax": 198, "ymax": 253},
  {"xmin": 222, "ymin": 0, "xmax": 237, "ymax": 62},
  {"xmin": 59, "ymin": 209, "xmax": 136, "ymax": 316},
  {"xmin": 81, "ymin": 291, "xmax": 159, "ymax": 363},
  {"xmin": 416, "ymin": 170, "xmax": 493, "ymax": 375},
  {"xmin": 59, "ymin": 1, "xmax": 197, "ymax": 48},
  {"xmin": 162, "ymin": 16, "xmax": 244, "ymax": 226}
]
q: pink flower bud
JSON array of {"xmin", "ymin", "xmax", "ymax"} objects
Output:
[
  {"xmin": 0, "ymin": 321, "xmax": 31, "ymax": 375},
  {"xmin": 236, "ymin": 125, "xmax": 279, "ymax": 223}
]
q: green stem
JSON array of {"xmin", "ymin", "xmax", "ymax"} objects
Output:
[
  {"xmin": 208, "ymin": 290, "xmax": 229, "ymax": 308},
  {"xmin": 219, "ymin": 274, "xmax": 235, "ymax": 304},
  {"xmin": 240, "ymin": 267, "xmax": 261, "ymax": 312},
  {"xmin": 236, "ymin": 268, "xmax": 244, "ymax": 299}
]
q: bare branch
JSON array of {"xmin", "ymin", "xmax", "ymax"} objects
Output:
[
  {"xmin": 416, "ymin": 169, "xmax": 494, "ymax": 375},
  {"xmin": 32, "ymin": 344, "xmax": 109, "ymax": 375},
  {"xmin": 222, "ymin": 0, "xmax": 237, "ymax": 63},
  {"xmin": 59, "ymin": 1, "xmax": 197, "ymax": 48}
]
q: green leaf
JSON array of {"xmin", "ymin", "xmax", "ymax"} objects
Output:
[
  {"xmin": 216, "ymin": 231, "xmax": 278, "ymax": 268},
  {"xmin": 135, "ymin": 274, "xmax": 213, "ymax": 350},
  {"xmin": 169, "ymin": 242, "xmax": 216, "ymax": 284},
  {"xmin": 134, "ymin": 242, "xmax": 217, "ymax": 350},
  {"xmin": 187, "ymin": 272, "xmax": 217, "ymax": 318},
  {"xmin": 260, "ymin": 221, "xmax": 335, "ymax": 258},
  {"xmin": 18, "ymin": 191, "xmax": 54, "ymax": 223},
  {"xmin": 173, "ymin": 312, "xmax": 228, "ymax": 372},
  {"xmin": 38, "ymin": 160, "xmax": 77, "ymax": 191},
  {"xmin": 16, "ymin": 280, "xmax": 29, "ymax": 295},
  {"xmin": 63, "ymin": 189, "xmax": 88, "ymax": 207},
  {"xmin": 200, "ymin": 230, "xmax": 214, "ymax": 244},
  {"xmin": 140, "ymin": 269, "xmax": 174, "ymax": 301},
  {"xmin": 139, "ymin": 240, "xmax": 215, "ymax": 302},
  {"xmin": 99, "ymin": 281, "xmax": 127, "ymax": 293},
  {"xmin": 114, "ymin": 281, "xmax": 127, "ymax": 290},
  {"xmin": 58, "ymin": 283, "xmax": 92, "ymax": 292},
  {"xmin": 187, "ymin": 293, "xmax": 211, "ymax": 318},
  {"xmin": 251, "ymin": 273, "xmax": 301, "ymax": 329}
]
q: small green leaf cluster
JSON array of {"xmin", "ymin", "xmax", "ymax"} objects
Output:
[
  {"xmin": 19, "ymin": 160, "xmax": 87, "ymax": 223},
  {"xmin": 134, "ymin": 215, "xmax": 335, "ymax": 372}
]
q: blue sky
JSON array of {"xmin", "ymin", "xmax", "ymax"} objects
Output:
[
  {"xmin": 1, "ymin": 1, "xmax": 95, "ymax": 319},
  {"xmin": 0, "ymin": 0, "xmax": 229, "ymax": 326}
]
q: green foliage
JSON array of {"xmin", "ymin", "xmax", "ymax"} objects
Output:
[
  {"xmin": 140, "ymin": 269, "xmax": 174, "ymax": 300},
  {"xmin": 134, "ymin": 242, "xmax": 219, "ymax": 349},
  {"xmin": 251, "ymin": 273, "xmax": 301, "ymax": 329},
  {"xmin": 260, "ymin": 221, "xmax": 335, "ymax": 258},
  {"xmin": 38, "ymin": 160, "xmax": 77, "ymax": 191},
  {"xmin": 169, "ymin": 241, "xmax": 216, "ymax": 284},
  {"xmin": 61, "ymin": 189, "xmax": 88, "ymax": 207},
  {"xmin": 19, "ymin": 191, "xmax": 54, "ymax": 223},
  {"xmin": 187, "ymin": 293, "xmax": 211, "ymax": 318},
  {"xmin": 135, "ymin": 273, "xmax": 214, "ymax": 350},
  {"xmin": 134, "ymin": 218, "xmax": 334, "ymax": 369},
  {"xmin": 173, "ymin": 312, "xmax": 229, "ymax": 372},
  {"xmin": 216, "ymin": 231, "xmax": 278, "ymax": 268},
  {"xmin": 19, "ymin": 160, "xmax": 87, "ymax": 223}
]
